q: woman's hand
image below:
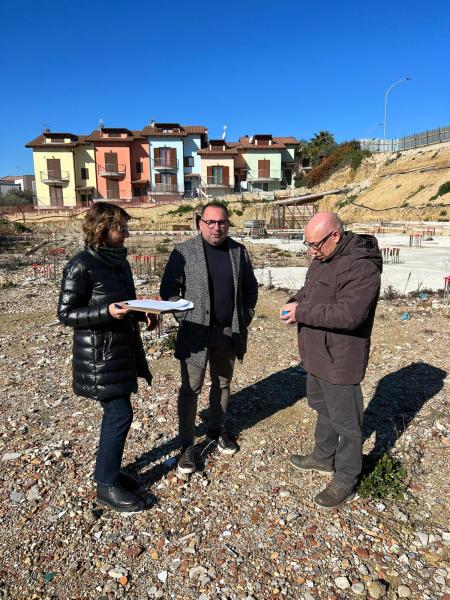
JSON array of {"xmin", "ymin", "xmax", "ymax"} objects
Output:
[{"xmin": 108, "ymin": 303, "xmax": 131, "ymax": 320}]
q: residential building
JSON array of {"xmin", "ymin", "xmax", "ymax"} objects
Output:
[
  {"xmin": 84, "ymin": 127, "xmax": 149, "ymax": 201},
  {"xmin": 25, "ymin": 131, "xmax": 95, "ymax": 208},
  {"xmin": 237, "ymin": 134, "xmax": 298, "ymax": 192},
  {"xmin": 0, "ymin": 181, "xmax": 21, "ymax": 195},
  {"xmin": 0, "ymin": 175, "xmax": 35, "ymax": 194},
  {"xmin": 197, "ymin": 139, "xmax": 238, "ymax": 196},
  {"xmin": 141, "ymin": 122, "xmax": 207, "ymax": 197}
]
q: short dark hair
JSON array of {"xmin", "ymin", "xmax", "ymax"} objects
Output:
[
  {"xmin": 200, "ymin": 202, "xmax": 229, "ymax": 218},
  {"xmin": 82, "ymin": 202, "xmax": 130, "ymax": 247}
]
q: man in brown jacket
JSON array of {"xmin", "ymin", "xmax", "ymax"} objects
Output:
[{"xmin": 280, "ymin": 212, "xmax": 382, "ymax": 508}]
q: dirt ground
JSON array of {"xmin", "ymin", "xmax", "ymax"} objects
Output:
[{"xmin": 0, "ymin": 232, "xmax": 449, "ymax": 600}]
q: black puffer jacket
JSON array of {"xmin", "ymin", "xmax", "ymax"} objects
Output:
[{"xmin": 57, "ymin": 246, "xmax": 152, "ymax": 401}]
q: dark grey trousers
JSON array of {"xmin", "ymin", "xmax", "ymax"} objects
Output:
[
  {"xmin": 178, "ymin": 327, "xmax": 236, "ymax": 447},
  {"xmin": 307, "ymin": 373, "xmax": 364, "ymax": 488}
]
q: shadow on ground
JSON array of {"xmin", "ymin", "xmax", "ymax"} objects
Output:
[
  {"xmin": 126, "ymin": 365, "xmax": 307, "ymax": 487},
  {"xmin": 361, "ymin": 361, "xmax": 446, "ymax": 476}
]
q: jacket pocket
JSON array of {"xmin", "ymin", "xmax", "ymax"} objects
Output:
[
  {"xmin": 324, "ymin": 331, "xmax": 335, "ymax": 363},
  {"xmin": 102, "ymin": 330, "xmax": 114, "ymax": 361}
]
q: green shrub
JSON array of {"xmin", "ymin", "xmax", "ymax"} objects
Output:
[
  {"xmin": 439, "ymin": 209, "xmax": 447, "ymax": 216},
  {"xmin": 358, "ymin": 453, "xmax": 407, "ymax": 500},
  {"xmin": 155, "ymin": 243, "xmax": 169, "ymax": 253},
  {"xmin": 305, "ymin": 141, "xmax": 371, "ymax": 187},
  {"xmin": 407, "ymin": 184, "xmax": 425, "ymax": 199},
  {"xmin": 1, "ymin": 280, "xmax": 17, "ymax": 289},
  {"xmin": 167, "ymin": 204, "xmax": 194, "ymax": 216},
  {"xmin": 430, "ymin": 181, "xmax": 450, "ymax": 201}
]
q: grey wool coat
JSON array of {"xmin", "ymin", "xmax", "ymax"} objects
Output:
[{"xmin": 160, "ymin": 234, "xmax": 258, "ymax": 368}]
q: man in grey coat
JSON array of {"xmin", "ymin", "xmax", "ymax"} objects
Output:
[
  {"xmin": 281, "ymin": 212, "xmax": 382, "ymax": 509},
  {"xmin": 160, "ymin": 202, "xmax": 258, "ymax": 474}
]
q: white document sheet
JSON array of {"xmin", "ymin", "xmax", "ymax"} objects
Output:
[{"xmin": 122, "ymin": 299, "xmax": 194, "ymax": 313}]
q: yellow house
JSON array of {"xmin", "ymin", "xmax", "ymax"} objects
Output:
[
  {"xmin": 197, "ymin": 140, "xmax": 238, "ymax": 196},
  {"xmin": 25, "ymin": 131, "xmax": 96, "ymax": 208}
]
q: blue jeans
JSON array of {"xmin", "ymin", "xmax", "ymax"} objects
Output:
[{"xmin": 94, "ymin": 396, "xmax": 133, "ymax": 486}]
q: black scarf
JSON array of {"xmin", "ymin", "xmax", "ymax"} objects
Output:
[{"xmin": 96, "ymin": 245, "xmax": 128, "ymax": 266}]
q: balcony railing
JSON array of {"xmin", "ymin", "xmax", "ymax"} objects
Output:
[
  {"xmin": 151, "ymin": 183, "xmax": 182, "ymax": 194},
  {"xmin": 153, "ymin": 158, "xmax": 178, "ymax": 169},
  {"xmin": 206, "ymin": 177, "xmax": 231, "ymax": 187},
  {"xmin": 98, "ymin": 163, "xmax": 126, "ymax": 178},
  {"xmin": 247, "ymin": 169, "xmax": 282, "ymax": 182},
  {"xmin": 40, "ymin": 170, "xmax": 70, "ymax": 185}
]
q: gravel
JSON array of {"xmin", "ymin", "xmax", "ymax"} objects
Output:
[{"xmin": 0, "ymin": 232, "xmax": 449, "ymax": 599}]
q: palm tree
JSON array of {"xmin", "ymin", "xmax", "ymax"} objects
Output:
[{"xmin": 307, "ymin": 131, "xmax": 336, "ymax": 166}]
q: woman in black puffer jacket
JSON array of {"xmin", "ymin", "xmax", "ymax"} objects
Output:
[{"xmin": 57, "ymin": 202, "xmax": 156, "ymax": 512}]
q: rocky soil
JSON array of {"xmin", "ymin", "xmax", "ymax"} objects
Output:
[{"xmin": 0, "ymin": 235, "xmax": 449, "ymax": 600}]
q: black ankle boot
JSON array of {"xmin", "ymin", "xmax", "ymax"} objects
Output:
[
  {"xmin": 118, "ymin": 470, "xmax": 147, "ymax": 496},
  {"xmin": 97, "ymin": 483, "xmax": 144, "ymax": 512}
]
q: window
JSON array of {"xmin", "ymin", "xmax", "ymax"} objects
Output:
[
  {"xmin": 184, "ymin": 156, "xmax": 194, "ymax": 167},
  {"xmin": 49, "ymin": 186, "xmax": 63, "ymax": 207},
  {"xmin": 258, "ymin": 159, "xmax": 270, "ymax": 179},
  {"xmin": 212, "ymin": 166, "xmax": 223, "ymax": 184},
  {"xmin": 105, "ymin": 153, "xmax": 118, "ymax": 172},
  {"xmin": 47, "ymin": 158, "xmax": 61, "ymax": 180},
  {"xmin": 81, "ymin": 167, "xmax": 89, "ymax": 180},
  {"xmin": 106, "ymin": 179, "xmax": 119, "ymax": 199},
  {"xmin": 136, "ymin": 161, "xmax": 143, "ymax": 174}
]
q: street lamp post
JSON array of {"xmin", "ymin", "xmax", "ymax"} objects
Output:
[
  {"xmin": 365, "ymin": 123, "xmax": 383, "ymax": 138},
  {"xmin": 383, "ymin": 77, "xmax": 411, "ymax": 148}
]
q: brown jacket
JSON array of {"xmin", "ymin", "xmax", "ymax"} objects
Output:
[{"xmin": 290, "ymin": 232, "xmax": 382, "ymax": 385}]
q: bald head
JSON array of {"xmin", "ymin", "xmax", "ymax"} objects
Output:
[
  {"xmin": 304, "ymin": 212, "xmax": 344, "ymax": 260},
  {"xmin": 305, "ymin": 212, "xmax": 343, "ymax": 239}
]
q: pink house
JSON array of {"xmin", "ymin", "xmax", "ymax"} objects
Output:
[{"xmin": 85, "ymin": 127, "xmax": 150, "ymax": 200}]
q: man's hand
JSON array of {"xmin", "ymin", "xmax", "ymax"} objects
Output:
[
  {"xmin": 108, "ymin": 303, "xmax": 131, "ymax": 320},
  {"xmin": 280, "ymin": 302, "xmax": 299, "ymax": 324},
  {"xmin": 145, "ymin": 313, "xmax": 159, "ymax": 331}
]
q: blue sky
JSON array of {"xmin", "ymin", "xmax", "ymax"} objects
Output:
[{"xmin": 1, "ymin": 0, "xmax": 449, "ymax": 175}]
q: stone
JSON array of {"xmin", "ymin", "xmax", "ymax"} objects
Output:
[
  {"xmin": 189, "ymin": 565, "xmax": 208, "ymax": 579},
  {"xmin": 397, "ymin": 584, "xmax": 412, "ymax": 598},
  {"xmin": 351, "ymin": 582, "xmax": 365, "ymax": 595},
  {"xmin": 2, "ymin": 452, "xmax": 21, "ymax": 461},
  {"xmin": 367, "ymin": 580, "xmax": 387, "ymax": 598},
  {"xmin": 334, "ymin": 576, "xmax": 350, "ymax": 590},
  {"xmin": 157, "ymin": 571, "xmax": 168, "ymax": 584}
]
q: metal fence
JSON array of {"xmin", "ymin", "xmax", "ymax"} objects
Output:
[{"xmin": 359, "ymin": 125, "xmax": 450, "ymax": 152}]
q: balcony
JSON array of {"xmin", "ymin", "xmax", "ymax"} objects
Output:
[
  {"xmin": 98, "ymin": 163, "xmax": 126, "ymax": 179},
  {"xmin": 247, "ymin": 169, "xmax": 282, "ymax": 182},
  {"xmin": 153, "ymin": 157, "xmax": 178, "ymax": 170},
  {"xmin": 206, "ymin": 177, "xmax": 231, "ymax": 187},
  {"xmin": 40, "ymin": 170, "xmax": 70, "ymax": 186},
  {"xmin": 151, "ymin": 183, "xmax": 182, "ymax": 194}
]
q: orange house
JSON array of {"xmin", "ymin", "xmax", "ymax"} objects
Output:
[{"xmin": 85, "ymin": 127, "xmax": 149, "ymax": 200}]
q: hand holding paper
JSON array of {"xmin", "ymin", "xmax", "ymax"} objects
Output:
[{"xmin": 119, "ymin": 298, "xmax": 194, "ymax": 314}]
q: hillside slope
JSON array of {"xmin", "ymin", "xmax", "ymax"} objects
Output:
[{"xmin": 315, "ymin": 141, "xmax": 450, "ymax": 222}]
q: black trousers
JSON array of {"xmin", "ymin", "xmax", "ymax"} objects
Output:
[
  {"xmin": 178, "ymin": 327, "xmax": 236, "ymax": 447},
  {"xmin": 307, "ymin": 373, "xmax": 363, "ymax": 488},
  {"xmin": 94, "ymin": 396, "xmax": 133, "ymax": 486}
]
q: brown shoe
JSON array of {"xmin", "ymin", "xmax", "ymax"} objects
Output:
[
  {"xmin": 314, "ymin": 480, "xmax": 355, "ymax": 509},
  {"xmin": 289, "ymin": 453, "xmax": 334, "ymax": 473}
]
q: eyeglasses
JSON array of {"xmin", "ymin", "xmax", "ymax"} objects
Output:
[
  {"xmin": 303, "ymin": 231, "xmax": 334, "ymax": 250},
  {"xmin": 200, "ymin": 219, "xmax": 230, "ymax": 229}
]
